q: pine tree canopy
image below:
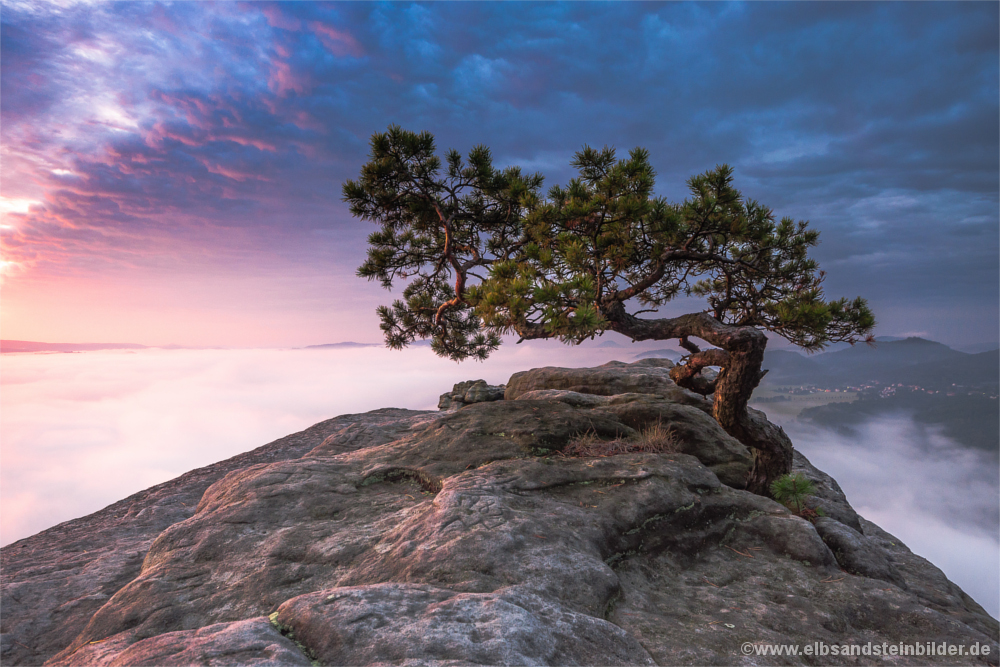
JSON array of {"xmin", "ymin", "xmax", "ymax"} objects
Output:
[{"xmin": 346, "ymin": 126, "xmax": 875, "ymax": 362}]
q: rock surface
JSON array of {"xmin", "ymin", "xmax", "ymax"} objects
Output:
[
  {"xmin": 2, "ymin": 360, "xmax": 997, "ymax": 666},
  {"xmin": 438, "ymin": 379, "xmax": 506, "ymax": 410},
  {"xmin": 812, "ymin": 517, "xmax": 906, "ymax": 588},
  {"xmin": 510, "ymin": 389, "xmax": 752, "ymax": 488},
  {"xmin": 47, "ymin": 618, "xmax": 314, "ymax": 666},
  {"xmin": 505, "ymin": 359, "xmax": 710, "ymax": 412}
]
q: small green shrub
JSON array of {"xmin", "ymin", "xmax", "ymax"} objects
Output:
[{"xmin": 769, "ymin": 473, "xmax": 816, "ymax": 516}]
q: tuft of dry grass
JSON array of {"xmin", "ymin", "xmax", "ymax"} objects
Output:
[{"xmin": 560, "ymin": 422, "xmax": 677, "ymax": 458}]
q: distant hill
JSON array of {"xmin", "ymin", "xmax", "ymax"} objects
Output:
[
  {"xmin": 760, "ymin": 337, "xmax": 998, "ymax": 390},
  {"xmin": 893, "ymin": 349, "xmax": 999, "ymax": 389},
  {"xmin": 786, "ymin": 335, "xmax": 905, "ymax": 355},
  {"xmin": 759, "ymin": 350, "xmax": 824, "ymax": 385},
  {"xmin": 820, "ymin": 336, "xmax": 961, "ymax": 366},
  {"xmin": 302, "ymin": 342, "xmax": 381, "ymax": 350},
  {"xmin": 634, "ymin": 348, "xmax": 682, "ymax": 361},
  {"xmin": 636, "ymin": 336, "xmax": 997, "ymax": 390},
  {"xmin": 958, "ymin": 342, "xmax": 1000, "ymax": 354},
  {"xmin": 0, "ymin": 340, "xmax": 149, "ymax": 353}
]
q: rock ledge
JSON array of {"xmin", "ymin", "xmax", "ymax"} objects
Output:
[{"xmin": 2, "ymin": 361, "xmax": 996, "ymax": 666}]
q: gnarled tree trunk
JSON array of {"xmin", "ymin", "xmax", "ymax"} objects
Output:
[{"xmin": 603, "ymin": 306, "xmax": 793, "ymax": 495}]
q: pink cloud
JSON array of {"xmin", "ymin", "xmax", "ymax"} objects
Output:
[
  {"xmin": 216, "ymin": 134, "xmax": 277, "ymax": 152},
  {"xmin": 287, "ymin": 110, "xmax": 325, "ymax": 132},
  {"xmin": 112, "ymin": 150, "xmax": 160, "ymax": 166},
  {"xmin": 198, "ymin": 158, "xmax": 270, "ymax": 182},
  {"xmin": 145, "ymin": 121, "xmax": 204, "ymax": 149},
  {"xmin": 268, "ymin": 60, "xmax": 310, "ymax": 97},
  {"xmin": 149, "ymin": 91, "xmax": 251, "ymax": 136},
  {"xmin": 144, "ymin": 121, "xmax": 277, "ymax": 153},
  {"xmin": 290, "ymin": 141, "xmax": 320, "ymax": 160},
  {"xmin": 309, "ymin": 21, "xmax": 363, "ymax": 58},
  {"xmin": 261, "ymin": 5, "xmax": 301, "ymax": 32}
]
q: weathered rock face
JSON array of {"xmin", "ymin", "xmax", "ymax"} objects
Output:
[
  {"xmin": 438, "ymin": 379, "xmax": 506, "ymax": 410},
  {"xmin": 508, "ymin": 389, "xmax": 752, "ymax": 488},
  {"xmin": 506, "ymin": 359, "xmax": 709, "ymax": 411},
  {"xmin": 46, "ymin": 618, "xmax": 314, "ymax": 666},
  {"xmin": 2, "ymin": 360, "xmax": 997, "ymax": 666}
]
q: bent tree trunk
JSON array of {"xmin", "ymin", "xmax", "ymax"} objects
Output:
[{"xmin": 604, "ymin": 307, "xmax": 793, "ymax": 495}]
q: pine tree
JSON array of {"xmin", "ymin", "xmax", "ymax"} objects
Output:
[
  {"xmin": 344, "ymin": 126, "xmax": 875, "ymax": 494},
  {"xmin": 770, "ymin": 473, "xmax": 818, "ymax": 516}
]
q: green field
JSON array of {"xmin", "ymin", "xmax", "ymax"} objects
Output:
[{"xmin": 748, "ymin": 388, "xmax": 857, "ymax": 421}]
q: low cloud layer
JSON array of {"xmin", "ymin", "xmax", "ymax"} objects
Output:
[
  {"xmin": 785, "ymin": 418, "xmax": 999, "ymax": 619},
  {"xmin": 3, "ymin": 347, "xmax": 997, "ymax": 619}
]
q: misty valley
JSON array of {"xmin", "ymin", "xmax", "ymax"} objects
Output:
[{"xmin": 749, "ymin": 336, "xmax": 998, "ymax": 458}]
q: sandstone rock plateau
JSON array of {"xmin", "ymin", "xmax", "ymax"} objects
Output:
[{"xmin": 2, "ymin": 359, "xmax": 997, "ymax": 666}]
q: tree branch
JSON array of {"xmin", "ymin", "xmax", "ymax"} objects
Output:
[{"xmin": 669, "ymin": 347, "xmax": 728, "ymax": 395}]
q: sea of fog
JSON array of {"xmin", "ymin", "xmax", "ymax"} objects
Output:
[{"xmin": 2, "ymin": 345, "xmax": 997, "ymax": 618}]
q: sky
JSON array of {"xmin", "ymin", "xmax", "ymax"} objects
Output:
[{"xmin": 1, "ymin": 1, "xmax": 998, "ymax": 350}]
